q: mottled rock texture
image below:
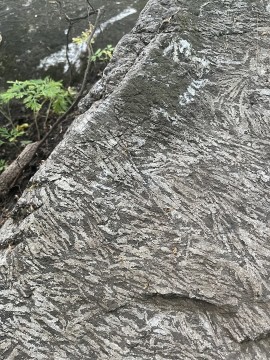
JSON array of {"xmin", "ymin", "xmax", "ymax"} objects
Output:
[{"xmin": 1, "ymin": 0, "xmax": 270, "ymax": 358}]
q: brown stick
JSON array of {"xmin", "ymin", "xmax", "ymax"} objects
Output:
[{"xmin": 0, "ymin": 141, "xmax": 41, "ymax": 197}]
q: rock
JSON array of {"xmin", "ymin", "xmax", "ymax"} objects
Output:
[
  {"xmin": 0, "ymin": 0, "xmax": 147, "ymax": 86},
  {"xmin": 1, "ymin": 0, "xmax": 270, "ymax": 358}
]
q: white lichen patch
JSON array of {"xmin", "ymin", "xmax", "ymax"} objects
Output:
[
  {"xmin": 163, "ymin": 39, "xmax": 192, "ymax": 63},
  {"xmin": 179, "ymin": 79, "xmax": 208, "ymax": 105},
  {"xmin": 179, "ymin": 39, "xmax": 192, "ymax": 57},
  {"xmin": 163, "ymin": 42, "xmax": 180, "ymax": 63},
  {"xmin": 257, "ymin": 170, "xmax": 270, "ymax": 183},
  {"xmin": 108, "ymin": 138, "xmax": 118, "ymax": 147},
  {"xmin": 151, "ymin": 106, "xmax": 179, "ymax": 125},
  {"xmin": 130, "ymin": 135, "xmax": 146, "ymax": 147},
  {"xmin": 192, "ymin": 56, "xmax": 210, "ymax": 68},
  {"xmin": 163, "ymin": 38, "xmax": 210, "ymax": 106}
]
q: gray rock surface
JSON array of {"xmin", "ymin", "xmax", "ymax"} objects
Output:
[{"xmin": 1, "ymin": 0, "xmax": 270, "ymax": 358}]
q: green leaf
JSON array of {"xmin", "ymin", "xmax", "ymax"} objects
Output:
[
  {"xmin": 90, "ymin": 45, "xmax": 114, "ymax": 63},
  {"xmin": 0, "ymin": 159, "xmax": 7, "ymax": 172},
  {"xmin": 0, "ymin": 77, "xmax": 74, "ymax": 140}
]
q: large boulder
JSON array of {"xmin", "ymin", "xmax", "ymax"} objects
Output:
[{"xmin": 1, "ymin": 0, "xmax": 270, "ymax": 358}]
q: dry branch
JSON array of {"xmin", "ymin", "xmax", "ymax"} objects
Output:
[{"xmin": 0, "ymin": 141, "xmax": 40, "ymax": 197}]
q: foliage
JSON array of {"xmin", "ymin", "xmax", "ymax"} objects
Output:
[
  {"xmin": 0, "ymin": 15, "xmax": 112, "ymax": 179},
  {"xmin": 90, "ymin": 45, "xmax": 114, "ymax": 63},
  {"xmin": 72, "ymin": 27, "xmax": 114, "ymax": 63},
  {"xmin": 0, "ymin": 159, "xmax": 7, "ymax": 173},
  {"xmin": 0, "ymin": 77, "xmax": 74, "ymax": 140},
  {"xmin": 72, "ymin": 25, "xmax": 94, "ymax": 45},
  {"xmin": 0, "ymin": 77, "xmax": 72, "ymax": 115},
  {"xmin": 0, "ymin": 124, "xmax": 28, "ymax": 145}
]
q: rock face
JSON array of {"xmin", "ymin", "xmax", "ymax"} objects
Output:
[{"xmin": 1, "ymin": 0, "xmax": 270, "ymax": 358}]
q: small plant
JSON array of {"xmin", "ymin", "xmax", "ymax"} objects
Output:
[
  {"xmin": 72, "ymin": 25, "xmax": 94, "ymax": 45},
  {"xmin": 72, "ymin": 27, "xmax": 114, "ymax": 63},
  {"xmin": 0, "ymin": 159, "xmax": 7, "ymax": 173},
  {"xmin": 0, "ymin": 77, "xmax": 73, "ymax": 139},
  {"xmin": 90, "ymin": 45, "xmax": 114, "ymax": 63},
  {"xmin": 0, "ymin": 125, "xmax": 28, "ymax": 145}
]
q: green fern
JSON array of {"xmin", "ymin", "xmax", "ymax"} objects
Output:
[
  {"xmin": 0, "ymin": 77, "xmax": 72, "ymax": 115},
  {"xmin": 0, "ymin": 77, "xmax": 73, "ymax": 139}
]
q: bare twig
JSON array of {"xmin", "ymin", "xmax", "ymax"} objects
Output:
[
  {"xmin": 40, "ymin": 7, "xmax": 102, "ymax": 146},
  {"xmin": 62, "ymin": 0, "xmax": 97, "ymax": 83}
]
